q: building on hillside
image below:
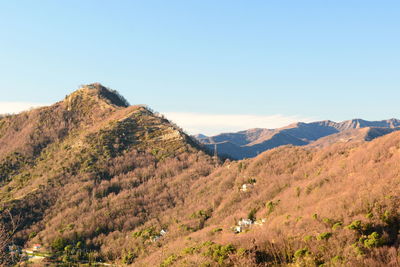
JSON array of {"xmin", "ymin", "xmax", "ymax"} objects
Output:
[
  {"xmin": 33, "ymin": 244, "xmax": 42, "ymax": 251},
  {"xmin": 160, "ymin": 229, "xmax": 167, "ymax": 236},
  {"xmin": 240, "ymin": 183, "xmax": 254, "ymax": 192},
  {"xmin": 234, "ymin": 226, "xmax": 242, "ymax": 233},
  {"xmin": 152, "ymin": 236, "xmax": 161, "ymax": 242},
  {"xmin": 254, "ymin": 218, "xmax": 266, "ymax": 226},
  {"xmin": 238, "ymin": 219, "xmax": 253, "ymax": 227},
  {"xmin": 234, "ymin": 219, "xmax": 254, "ymax": 233},
  {"xmin": 152, "ymin": 229, "xmax": 168, "ymax": 242}
]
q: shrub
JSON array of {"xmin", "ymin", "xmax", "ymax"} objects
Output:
[
  {"xmin": 331, "ymin": 255, "xmax": 343, "ymax": 264},
  {"xmin": 247, "ymin": 178, "xmax": 257, "ymax": 184},
  {"xmin": 303, "ymin": 235, "xmax": 314, "ymax": 242},
  {"xmin": 236, "ymin": 248, "xmax": 247, "ymax": 257},
  {"xmin": 160, "ymin": 254, "xmax": 178, "ymax": 267},
  {"xmin": 332, "ymin": 222, "xmax": 343, "ymax": 230},
  {"xmin": 347, "ymin": 220, "xmax": 362, "ymax": 231},
  {"xmin": 351, "ymin": 243, "xmax": 365, "ymax": 256},
  {"xmin": 203, "ymin": 243, "xmax": 236, "ymax": 265},
  {"xmin": 191, "ymin": 209, "xmax": 212, "ymax": 220},
  {"xmin": 322, "ymin": 218, "xmax": 341, "ymax": 227},
  {"xmin": 365, "ymin": 212, "xmax": 373, "ymax": 219},
  {"xmin": 295, "ymin": 186, "xmax": 301, "ymax": 197},
  {"xmin": 294, "ymin": 248, "xmax": 309, "ymax": 259},
  {"xmin": 248, "ymin": 208, "xmax": 258, "ymax": 222},
  {"xmin": 362, "ymin": 232, "xmax": 383, "ymax": 248},
  {"xmin": 28, "ymin": 231, "xmax": 37, "ymax": 239},
  {"xmin": 381, "ymin": 210, "xmax": 392, "ymax": 223},
  {"xmin": 132, "ymin": 227, "xmax": 157, "ymax": 241},
  {"xmin": 122, "ymin": 251, "xmax": 137, "ymax": 264},
  {"xmin": 64, "ymin": 245, "xmax": 73, "ymax": 253},
  {"xmin": 266, "ymin": 200, "xmax": 280, "ymax": 215},
  {"xmin": 317, "ymin": 232, "xmax": 333, "ymax": 241},
  {"xmin": 51, "ymin": 237, "xmax": 69, "ymax": 252},
  {"xmin": 182, "ymin": 246, "xmax": 198, "ymax": 255}
]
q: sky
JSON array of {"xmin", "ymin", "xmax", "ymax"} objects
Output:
[{"xmin": 0, "ymin": 1, "xmax": 399, "ymax": 135}]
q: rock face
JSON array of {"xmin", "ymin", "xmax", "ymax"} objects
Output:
[{"xmin": 195, "ymin": 119, "xmax": 400, "ymax": 159}]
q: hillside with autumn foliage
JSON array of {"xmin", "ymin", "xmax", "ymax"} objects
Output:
[{"xmin": 1, "ymin": 84, "xmax": 400, "ymax": 266}]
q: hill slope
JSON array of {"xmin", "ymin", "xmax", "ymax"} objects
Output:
[
  {"xmin": 0, "ymin": 84, "xmax": 214, "ymax": 264},
  {"xmin": 1, "ymin": 85, "xmax": 400, "ymax": 266},
  {"xmin": 135, "ymin": 130, "xmax": 400, "ymax": 267},
  {"xmin": 196, "ymin": 119, "xmax": 400, "ymax": 159}
]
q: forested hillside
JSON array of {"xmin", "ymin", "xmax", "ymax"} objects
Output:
[
  {"xmin": 0, "ymin": 84, "xmax": 213, "ymax": 265},
  {"xmin": 1, "ymin": 84, "xmax": 399, "ymax": 266}
]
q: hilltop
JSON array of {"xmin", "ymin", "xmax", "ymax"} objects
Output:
[
  {"xmin": 0, "ymin": 84, "xmax": 399, "ymax": 266},
  {"xmin": 0, "ymin": 84, "xmax": 213, "ymax": 264},
  {"xmin": 196, "ymin": 119, "xmax": 400, "ymax": 159}
]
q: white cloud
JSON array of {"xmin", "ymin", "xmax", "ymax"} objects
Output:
[
  {"xmin": 0, "ymin": 103, "xmax": 315, "ymax": 136},
  {"xmin": 0, "ymin": 102, "xmax": 48, "ymax": 115},
  {"xmin": 163, "ymin": 112, "xmax": 315, "ymax": 136}
]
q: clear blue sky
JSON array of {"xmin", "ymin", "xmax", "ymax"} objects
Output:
[{"xmin": 1, "ymin": 1, "xmax": 400, "ymax": 134}]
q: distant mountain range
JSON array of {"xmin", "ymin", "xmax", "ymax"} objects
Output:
[{"xmin": 194, "ymin": 119, "xmax": 400, "ymax": 159}]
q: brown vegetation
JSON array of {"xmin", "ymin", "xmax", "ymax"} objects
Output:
[{"xmin": 0, "ymin": 84, "xmax": 399, "ymax": 266}]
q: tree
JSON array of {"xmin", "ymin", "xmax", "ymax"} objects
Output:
[{"xmin": 0, "ymin": 209, "xmax": 21, "ymax": 265}]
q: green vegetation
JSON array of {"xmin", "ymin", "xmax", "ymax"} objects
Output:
[
  {"xmin": 347, "ymin": 220, "xmax": 363, "ymax": 231},
  {"xmin": 122, "ymin": 251, "xmax": 137, "ymax": 264},
  {"xmin": 316, "ymin": 232, "xmax": 333, "ymax": 241},
  {"xmin": 266, "ymin": 200, "xmax": 280, "ymax": 215},
  {"xmin": 160, "ymin": 254, "xmax": 178, "ymax": 267},
  {"xmin": 161, "ymin": 241, "xmax": 236, "ymax": 266},
  {"xmin": 294, "ymin": 248, "xmax": 309, "ymax": 259},
  {"xmin": 49, "ymin": 237, "xmax": 98, "ymax": 264},
  {"xmin": 247, "ymin": 207, "xmax": 258, "ymax": 222},
  {"xmin": 132, "ymin": 227, "xmax": 159, "ymax": 241},
  {"xmin": 203, "ymin": 243, "xmax": 236, "ymax": 264},
  {"xmin": 332, "ymin": 222, "xmax": 343, "ymax": 230},
  {"xmin": 212, "ymin": 227, "xmax": 223, "ymax": 233},
  {"xmin": 246, "ymin": 178, "xmax": 257, "ymax": 184},
  {"xmin": 362, "ymin": 232, "xmax": 383, "ymax": 248},
  {"xmin": 191, "ymin": 209, "xmax": 212, "ymax": 220},
  {"xmin": 0, "ymin": 152, "xmax": 30, "ymax": 183}
]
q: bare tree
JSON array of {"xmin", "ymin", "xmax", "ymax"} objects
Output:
[{"xmin": 0, "ymin": 209, "xmax": 21, "ymax": 265}]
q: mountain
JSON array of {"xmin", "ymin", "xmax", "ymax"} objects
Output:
[
  {"xmin": 193, "ymin": 133, "xmax": 208, "ymax": 139},
  {"xmin": 196, "ymin": 119, "xmax": 400, "ymax": 159},
  {"xmin": 308, "ymin": 127, "xmax": 399, "ymax": 148},
  {"xmin": 1, "ymin": 84, "xmax": 400, "ymax": 266},
  {"xmin": 0, "ymin": 84, "xmax": 213, "ymax": 264}
]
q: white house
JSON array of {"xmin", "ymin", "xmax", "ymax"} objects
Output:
[
  {"xmin": 254, "ymin": 218, "xmax": 267, "ymax": 226},
  {"xmin": 160, "ymin": 229, "xmax": 167, "ymax": 236},
  {"xmin": 152, "ymin": 229, "xmax": 168, "ymax": 242},
  {"xmin": 238, "ymin": 219, "xmax": 253, "ymax": 227},
  {"xmin": 234, "ymin": 226, "xmax": 242, "ymax": 233}
]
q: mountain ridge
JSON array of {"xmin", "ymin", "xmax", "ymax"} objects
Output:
[{"xmin": 196, "ymin": 118, "xmax": 400, "ymax": 159}]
